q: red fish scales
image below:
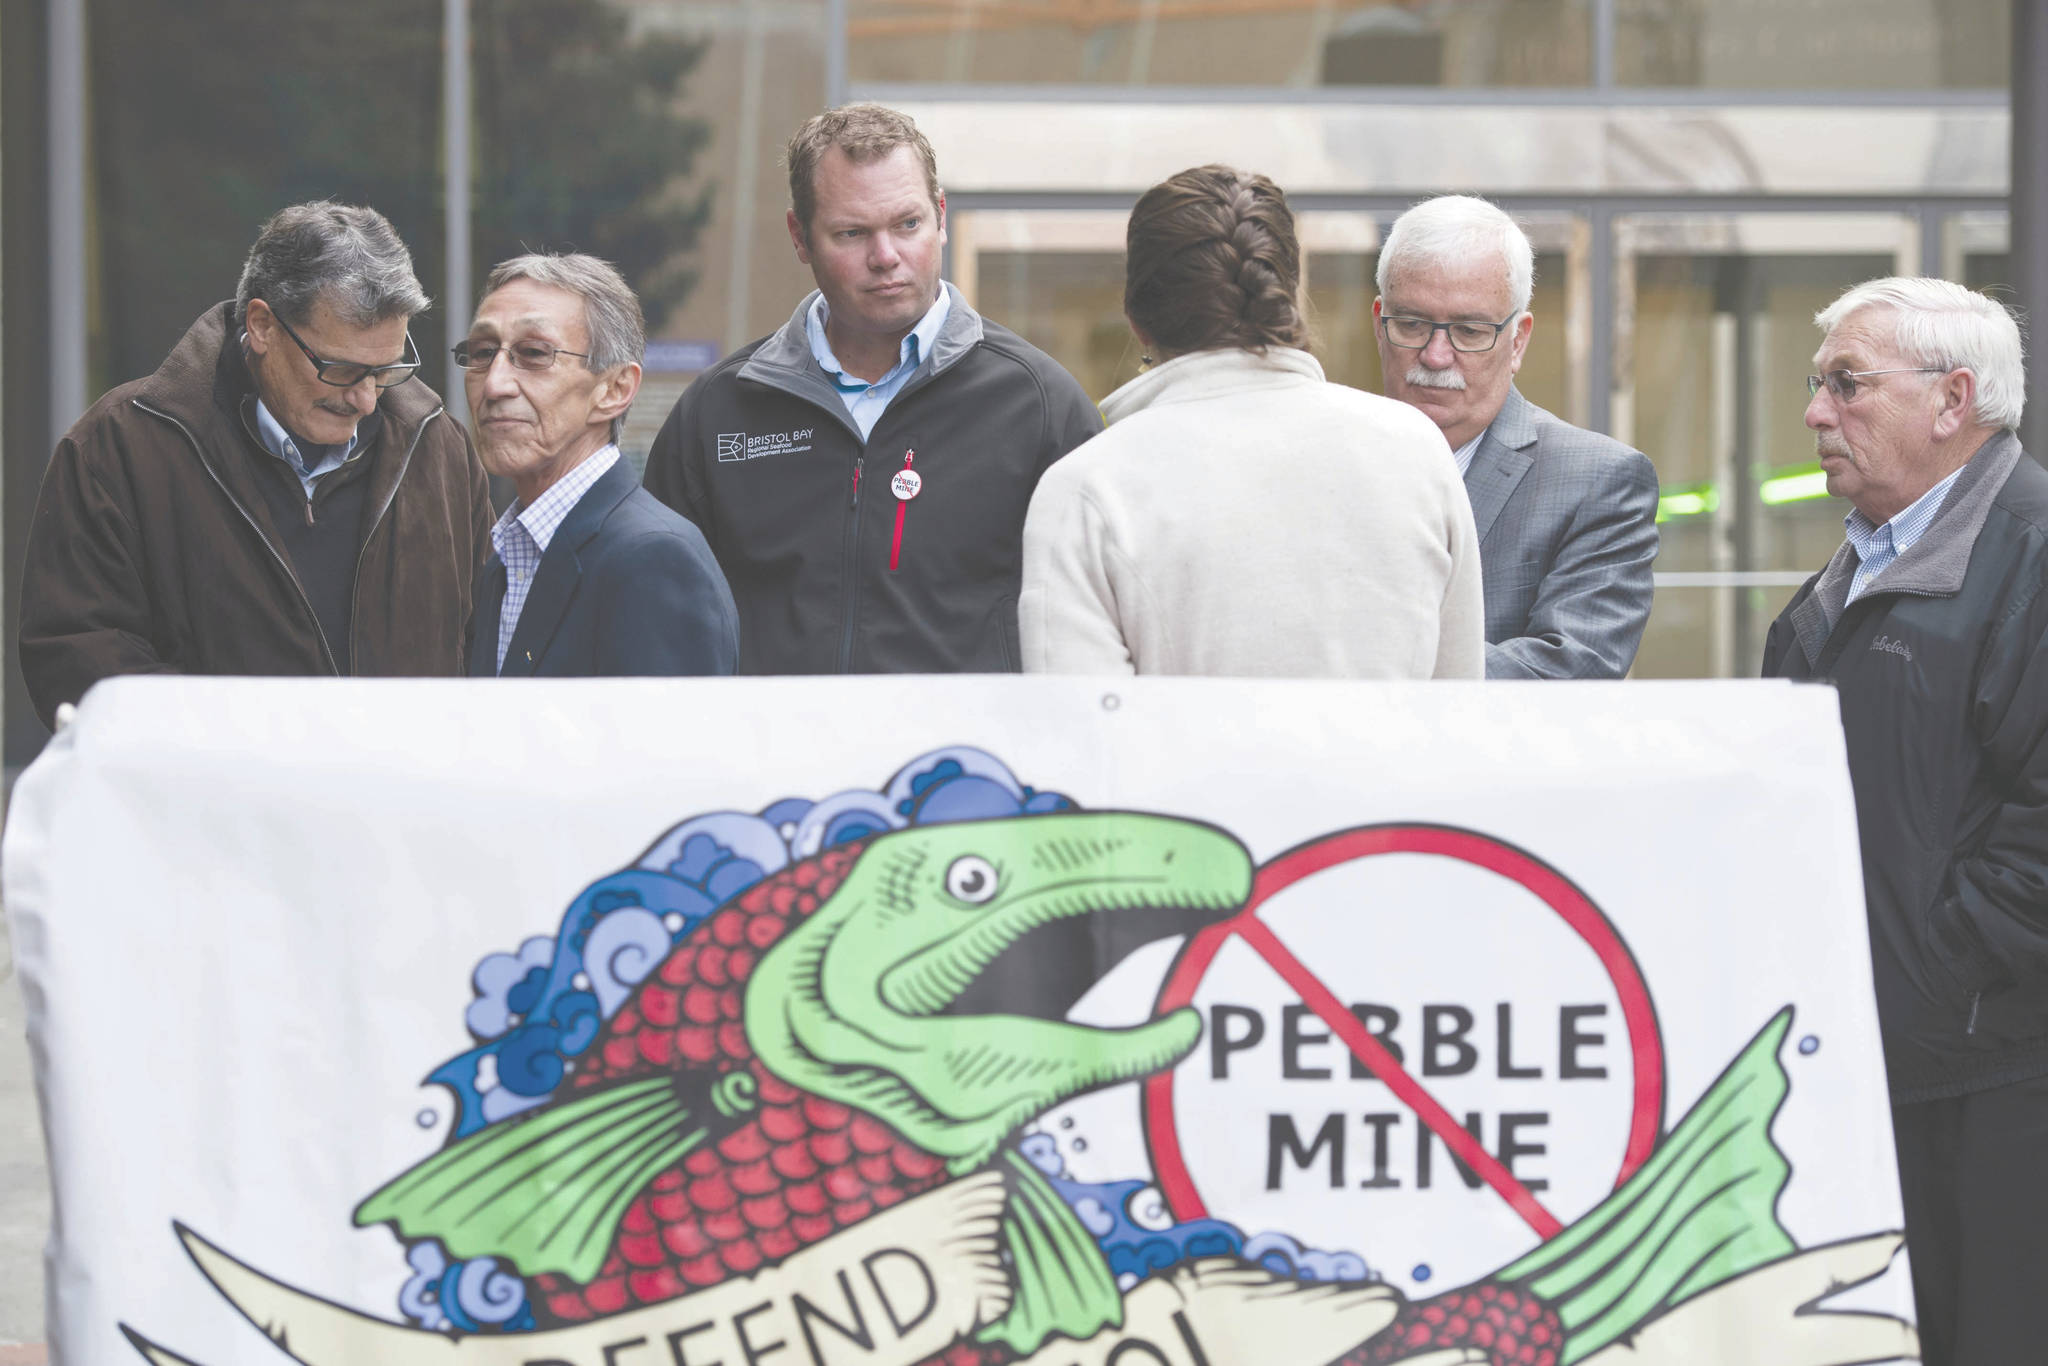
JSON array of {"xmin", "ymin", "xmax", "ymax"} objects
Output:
[
  {"xmin": 528, "ymin": 842, "xmax": 950, "ymax": 1326},
  {"xmin": 1346, "ymin": 1284, "xmax": 1565, "ymax": 1366}
]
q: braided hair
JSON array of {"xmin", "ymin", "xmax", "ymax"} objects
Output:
[{"xmin": 1123, "ymin": 165, "xmax": 1310, "ymax": 359}]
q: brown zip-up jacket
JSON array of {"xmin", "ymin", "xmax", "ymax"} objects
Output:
[{"xmin": 19, "ymin": 302, "xmax": 494, "ymax": 728}]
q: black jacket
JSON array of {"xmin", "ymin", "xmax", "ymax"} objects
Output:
[
  {"xmin": 469, "ymin": 454, "xmax": 738, "ymax": 677},
  {"xmin": 1763, "ymin": 432, "xmax": 2048, "ymax": 1102},
  {"xmin": 643, "ymin": 286, "xmax": 1101, "ymax": 674}
]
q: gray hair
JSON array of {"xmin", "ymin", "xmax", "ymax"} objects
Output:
[
  {"xmin": 235, "ymin": 201, "xmax": 429, "ymax": 330},
  {"xmin": 1815, "ymin": 276, "xmax": 2027, "ymax": 431},
  {"xmin": 1376, "ymin": 194, "xmax": 1535, "ymax": 316},
  {"xmin": 480, "ymin": 252, "xmax": 646, "ymax": 442}
]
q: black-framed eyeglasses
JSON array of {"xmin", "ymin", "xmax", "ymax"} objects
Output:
[
  {"xmin": 266, "ymin": 307, "xmax": 421, "ymax": 389},
  {"xmin": 1378, "ymin": 313, "xmax": 1519, "ymax": 354},
  {"xmin": 451, "ymin": 340, "xmax": 594, "ymax": 372},
  {"xmin": 1805, "ymin": 368, "xmax": 1949, "ymax": 402}
]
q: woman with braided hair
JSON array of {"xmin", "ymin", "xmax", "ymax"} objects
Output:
[{"xmin": 1019, "ymin": 164, "xmax": 1484, "ymax": 677}]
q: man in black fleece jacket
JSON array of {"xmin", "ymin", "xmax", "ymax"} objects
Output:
[{"xmin": 643, "ymin": 104, "xmax": 1099, "ymax": 675}]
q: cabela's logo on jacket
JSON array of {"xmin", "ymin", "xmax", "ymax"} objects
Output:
[{"xmin": 123, "ymin": 748, "xmax": 1915, "ymax": 1366}]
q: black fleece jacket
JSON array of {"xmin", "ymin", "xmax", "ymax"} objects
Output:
[{"xmin": 643, "ymin": 286, "xmax": 1101, "ymax": 675}]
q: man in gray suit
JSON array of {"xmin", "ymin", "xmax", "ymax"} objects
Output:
[{"xmin": 1375, "ymin": 196, "xmax": 1659, "ymax": 679}]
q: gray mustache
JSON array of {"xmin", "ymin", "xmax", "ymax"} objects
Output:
[{"xmin": 1404, "ymin": 364, "xmax": 1467, "ymax": 392}]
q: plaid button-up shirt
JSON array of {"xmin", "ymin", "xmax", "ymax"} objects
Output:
[{"xmin": 489, "ymin": 445, "xmax": 620, "ymax": 672}]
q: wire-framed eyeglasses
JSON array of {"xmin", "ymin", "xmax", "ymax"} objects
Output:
[
  {"xmin": 451, "ymin": 340, "xmax": 594, "ymax": 372},
  {"xmin": 1805, "ymin": 368, "xmax": 1949, "ymax": 402}
]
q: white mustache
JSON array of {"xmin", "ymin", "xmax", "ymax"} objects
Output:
[
  {"xmin": 1403, "ymin": 364, "xmax": 1466, "ymax": 391},
  {"xmin": 1816, "ymin": 433, "xmax": 1853, "ymax": 458}
]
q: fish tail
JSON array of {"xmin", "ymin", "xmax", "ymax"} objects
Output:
[
  {"xmin": 354, "ymin": 1075, "xmax": 707, "ymax": 1284},
  {"xmin": 1494, "ymin": 1008, "xmax": 1798, "ymax": 1364}
]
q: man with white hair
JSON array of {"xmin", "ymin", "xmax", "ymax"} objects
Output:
[
  {"xmin": 1762, "ymin": 277, "xmax": 2048, "ymax": 1366},
  {"xmin": 1375, "ymin": 195, "xmax": 1658, "ymax": 679}
]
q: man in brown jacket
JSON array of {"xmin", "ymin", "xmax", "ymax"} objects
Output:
[{"xmin": 19, "ymin": 201, "xmax": 493, "ymax": 726}]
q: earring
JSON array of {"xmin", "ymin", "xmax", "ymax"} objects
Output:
[{"xmin": 1140, "ymin": 354, "xmax": 1155, "ymax": 369}]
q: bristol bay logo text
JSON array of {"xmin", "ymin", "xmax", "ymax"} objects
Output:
[{"xmin": 716, "ymin": 429, "xmax": 814, "ymax": 463}]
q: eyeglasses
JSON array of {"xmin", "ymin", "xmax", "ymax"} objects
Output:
[
  {"xmin": 1379, "ymin": 313, "xmax": 1519, "ymax": 353},
  {"xmin": 1805, "ymin": 368, "xmax": 1949, "ymax": 402},
  {"xmin": 266, "ymin": 307, "xmax": 421, "ymax": 389},
  {"xmin": 451, "ymin": 340, "xmax": 593, "ymax": 372}
]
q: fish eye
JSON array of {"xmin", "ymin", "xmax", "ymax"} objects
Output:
[{"xmin": 944, "ymin": 855, "xmax": 1000, "ymax": 904}]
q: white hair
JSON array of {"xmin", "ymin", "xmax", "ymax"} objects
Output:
[
  {"xmin": 1376, "ymin": 195, "xmax": 1535, "ymax": 315},
  {"xmin": 1815, "ymin": 276, "xmax": 2027, "ymax": 431}
]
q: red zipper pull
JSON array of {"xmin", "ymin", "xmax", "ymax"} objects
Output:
[
  {"xmin": 850, "ymin": 457, "xmax": 863, "ymax": 509},
  {"xmin": 888, "ymin": 448, "xmax": 919, "ymax": 572}
]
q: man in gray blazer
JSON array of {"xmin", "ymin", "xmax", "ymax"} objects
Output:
[{"xmin": 1375, "ymin": 196, "xmax": 1659, "ymax": 679}]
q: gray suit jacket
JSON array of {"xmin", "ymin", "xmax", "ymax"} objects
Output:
[{"xmin": 1464, "ymin": 387, "xmax": 1659, "ymax": 679}]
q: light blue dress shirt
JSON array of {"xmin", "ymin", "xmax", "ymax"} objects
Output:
[
  {"xmin": 253, "ymin": 399, "xmax": 359, "ymax": 498},
  {"xmin": 1844, "ymin": 465, "xmax": 1965, "ymax": 603},
  {"xmin": 806, "ymin": 288, "xmax": 951, "ymax": 441}
]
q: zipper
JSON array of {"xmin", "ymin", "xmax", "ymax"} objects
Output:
[
  {"xmin": 837, "ymin": 455, "xmax": 866, "ymax": 672},
  {"xmin": 134, "ymin": 399, "xmax": 341, "ymax": 676},
  {"xmin": 1966, "ymin": 990, "xmax": 1983, "ymax": 1035},
  {"xmin": 345, "ymin": 406, "xmax": 437, "ymax": 675}
]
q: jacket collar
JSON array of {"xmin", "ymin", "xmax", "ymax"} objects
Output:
[
  {"xmin": 738, "ymin": 282, "xmax": 985, "ymax": 435},
  {"xmin": 483, "ymin": 455, "xmax": 641, "ymax": 676},
  {"xmin": 1786, "ymin": 429, "xmax": 2023, "ymax": 668},
  {"xmin": 1099, "ymin": 346, "xmax": 1322, "ymax": 424},
  {"xmin": 1463, "ymin": 385, "xmax": 1539, "ymax": 544},
  {"xmin": 132, "ymin": 302, "xmax": 445, "ymax": 542}
]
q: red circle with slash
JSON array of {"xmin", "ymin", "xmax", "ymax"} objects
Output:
[{"xmin": 1142, "ymin": 824, "xmax": 1664, "ymax": 1241}]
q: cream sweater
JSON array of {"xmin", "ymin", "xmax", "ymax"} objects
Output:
[{"xmin": 1019, "ymin": 347, "xmax": 1484, "ymax": 678}]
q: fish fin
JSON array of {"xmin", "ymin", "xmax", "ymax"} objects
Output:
[
  {"xmin": 1495, "ymin": 1008, "xmax": 1798, "ymax": 1364},
  {"xmin": 354, "ymin": 1075, "xmax": 705, "ymax": 1283},
  {"xmin": 976, "ymin": 1149, "xmax": 1123, "ymax": 1355}
]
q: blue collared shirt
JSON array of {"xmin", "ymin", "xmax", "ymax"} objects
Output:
[
  {"xmin": 1844, "ymin": 466, "xmax": 1965, "ymax": 603},
  {"xmin": 489, "ymin": 445, "xmax": 621, "ymax": 672},
  {"xmin": 253, "ymin": 399, "xmax": 360, "ymax": 498},
  {"xmin": 806, "ymin": 287, "xmax": 950, "ymax": 441}
]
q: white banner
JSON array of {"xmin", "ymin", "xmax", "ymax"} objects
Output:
[{"xmin": 4, "ymin": 677, "xmax": 1916, "ymax": 1366}]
